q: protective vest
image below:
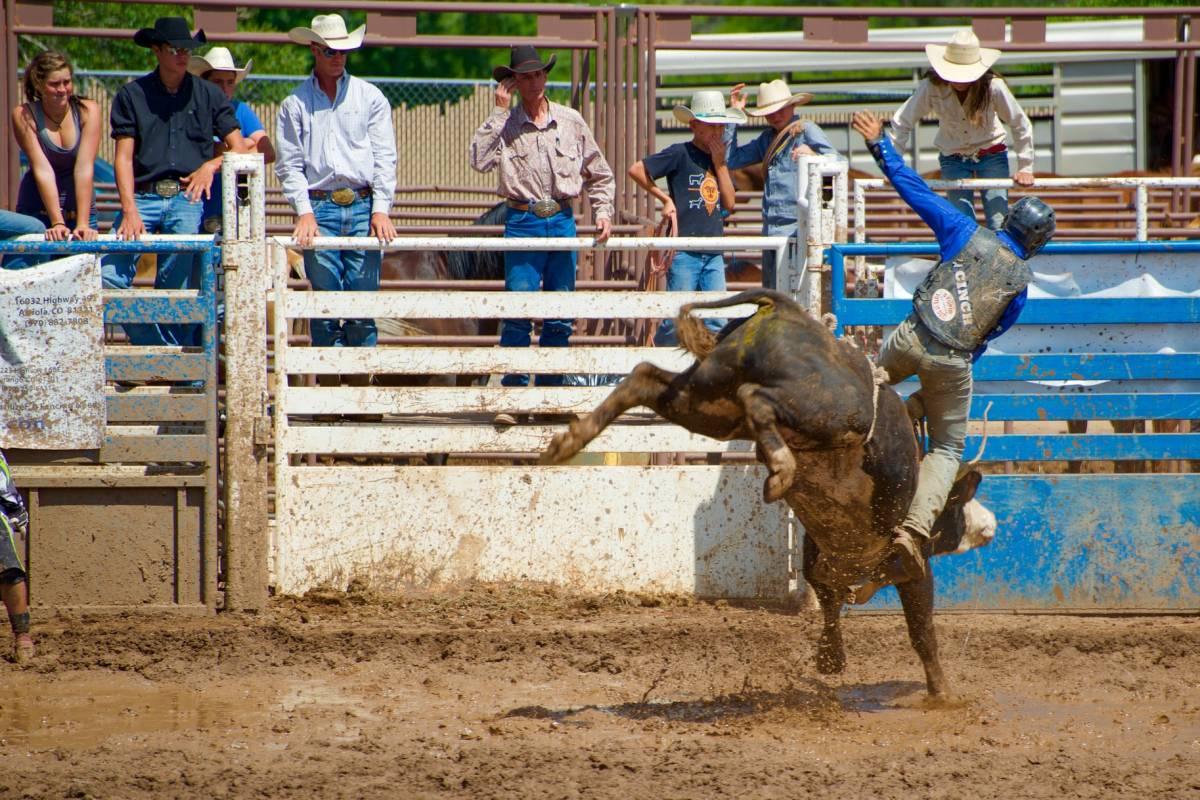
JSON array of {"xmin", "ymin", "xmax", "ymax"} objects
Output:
[{"xmin": 912, "ymin": 228, "xmax": 1031, "ymax": 351}]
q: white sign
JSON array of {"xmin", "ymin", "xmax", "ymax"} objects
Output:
[{"xmin": 0, "ymin": 255, "xmax": 105, "ymax": 448}]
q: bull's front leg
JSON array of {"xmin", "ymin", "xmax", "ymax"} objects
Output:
[
  {"xmin": 737, "ymin": 384, "xmax": 796, "ymax": 502},
  {"xmin": 895, "ymin": 575, "xmax": 950, "ymax": 697},
  {"xmin": 802, "ymin": 535, "xmax": 846, "ymax": 674},
  {"xmin": 541, "ymin": 362, "xmax": 680, "ymax": 465}
]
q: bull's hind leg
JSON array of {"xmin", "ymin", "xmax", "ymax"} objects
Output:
[
  {"xmin": 895, "ymin": 576, "xmax": 950, "ymax": 697},
  {"xmin": 736, "ymin": 384, "xmax": 796, "ymax": 502},
  {"xmin": 541, "ymin": 362, "xmax": 680, "ymax": 465}
]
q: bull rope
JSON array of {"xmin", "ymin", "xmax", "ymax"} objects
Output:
[{"xmin": 863, "ymin": 362, "xmax": 888, "ymax": 446}]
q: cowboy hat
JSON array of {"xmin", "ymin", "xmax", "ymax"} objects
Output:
[
  {"xmin": 133, "ymin": 17, "xmax": 206, "ymax": 50},
  {"xmin": 672, "ymin": 90, "xmax": 747, "ymax": 125},
  {"xmin": 925, "ymin": 29, "xmax": 1001, "ymax": 84},
  {"xmin": 288, "ymin": 13, "xmax": 366, "ymax": 51},
  {"xmin": 744, "ymin": 79, "xmax": 814, "ymax": 117},
  {"xmin": 493, "ymin": 45, "xmax": 557, "ymax": 82},
  {"xmin": 188, "ymin": 47, "xmax": 253, "ymax": 83}
]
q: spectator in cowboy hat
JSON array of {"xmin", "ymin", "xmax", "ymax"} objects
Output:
[
  {"xmin": 189, "ymin": 46, "xmax": 275, "ymax": 233},
  {"xmin": 891, "ymin": 29, "xmax": 1036, "ymax": 231},
  {"xmin": 276, "ymin": 13, "xmax": 397, "ymax": 357},
  {"xmin": 101, "ymin": 16, "xmax": 248, "ymax": 347},
  {"xmin": 469, "ymin": 45, "xmax": 614, "ymax": 421},
  {"xmin": 628, "ymin": 90, "xmax": 742, "ymax": 345},
  {"xmin": 725, "ymin": 78, "xmax": 844, "ymax": 289}
]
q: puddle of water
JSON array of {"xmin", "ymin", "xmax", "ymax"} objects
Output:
[{"xmin": 0, "ymin": 674, "xmax": 360, "ymax": 750}]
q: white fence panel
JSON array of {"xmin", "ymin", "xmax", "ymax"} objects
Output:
[
  {"xmin": 274, "ymin": 465, "xmax": 790, "ymax": 597},
  {"xmin": 270, "ymin": 235, "xmax": 800, "ymax": 599}
]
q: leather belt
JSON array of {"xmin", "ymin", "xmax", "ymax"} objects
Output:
[
  {"xmin": 309, "ymin": 187, "xmax": 371, "ymax": 206},
  {"xmin": 975, "ymin": 143, "xmax": 1007, "ymax": 158},
  {"xmin": 506, "ymin": 198, "xmax": 572, "ymax": 218},
  {"xmin": 135, "ymin": 178, "xmax": 183, "ymax": 198}
]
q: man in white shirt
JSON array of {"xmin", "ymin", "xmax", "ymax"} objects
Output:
[{"xmin": 276, "ymin": 13, "xmax": 397, "ymax": 349}]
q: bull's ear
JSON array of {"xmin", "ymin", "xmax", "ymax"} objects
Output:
[{"xmin": 948, "ymin": 469, "xmax": 982, "ymax": 505}]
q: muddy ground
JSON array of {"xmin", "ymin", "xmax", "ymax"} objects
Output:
[{"xmin": 2, "ymin": 586, "xmax": 1197, "ymax": 799}]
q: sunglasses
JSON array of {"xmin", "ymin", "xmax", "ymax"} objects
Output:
[
  {"xmin": 163, "ymin": 45, "xmax": 194, "ymax": 56},
  {"xmin": 315, "ymin": 46, "xmax": 346, "ymax": 58}
]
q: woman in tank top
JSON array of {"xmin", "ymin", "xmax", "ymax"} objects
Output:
[{"xmin": 10, "ymin": 51, "xmax": 101, "ymax": 242}]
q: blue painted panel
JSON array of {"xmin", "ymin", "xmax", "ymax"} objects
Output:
[
  {"xmin": 104, "ymin": 296, "xmax": 210, "ymax": 325},
  {"xmin": 833, "ymin": 297, "xmax": 1200, "ymax": 327},
  {"xmin": 968, "ymin": 393, "xmax": 1200, "ymax": 420},
  {"xmin": 972, "ymin": 353, "xmax": 1200, "ymax": 381},
  {"xmin": 861, "ymin": 474, "xmax": 1200, "ymax": 610},
  {"xmin": 961, "ymin": 433, "xmax": 1200, "ymax": 461}
]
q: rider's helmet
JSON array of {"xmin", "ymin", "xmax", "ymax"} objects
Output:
[{"xmin": 1002, "ymin": 196, "xmax": 1056, "ymax": 258}]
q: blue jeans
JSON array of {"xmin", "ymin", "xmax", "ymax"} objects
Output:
[
  {"xmin": 500, "ymin": 207, "xmax": 576, "ymax": 387},
  {"xmin": 302, "ymin": 197, "xmax": 380, "ymax": 348},
  {"xmin": 0, "ymin": 210, "xmax": 47, "ymax": 271},
  {"xmin": 939, "ymin": 150, "xmax": 1011, "ymax": 231},
  {"xmin": 654, "ymin": 251, "xmax": 726, "ymax": 347},
  {"xmin": 101, "ymin": 192, "xmax": 205, "ymax": 346}
]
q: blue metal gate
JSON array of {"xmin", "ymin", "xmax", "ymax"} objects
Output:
[
  {"xmin": 828, "ymin": 241, "xmax": 1200, "ymax": 610},
  {"xmin": 0, "ymin": 238, "xmax": 221, "ymax": 611}
]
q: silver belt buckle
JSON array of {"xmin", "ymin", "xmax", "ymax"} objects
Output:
[
  {"xmin": 155, "ymin": 179, "xmax": 181, "ymax": 198},
  {"xmin": 530, "ymin": 199, "xmax": 560, "ymax": 218}
]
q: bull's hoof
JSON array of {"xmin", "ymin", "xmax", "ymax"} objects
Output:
[
  {"xmin": 12, "ymin": 633, "xmax": 34, "ymax": 665},
  {"xmin": 539, "ymin": 432, "xmax": 578, "ymax": 465},
  {"xmin": 815, "ymin": 639, "xmax": 846, "ymax": 675},
  {"xmin": 846, "ymin": 580, "xmax": 884, "ymax": 606},
  {"xmin": 762, "ymin": 470, "xmax": 792, "ymax": 503}
]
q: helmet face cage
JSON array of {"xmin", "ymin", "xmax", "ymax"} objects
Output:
[{"xmin": 1003, "ymin": 196, "xmax": 1056, "ymax": 257}]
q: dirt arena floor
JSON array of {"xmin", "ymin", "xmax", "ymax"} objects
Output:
[{"xmin": 2, "ymin": 585, "xmax": 1197, "ymax": 799}]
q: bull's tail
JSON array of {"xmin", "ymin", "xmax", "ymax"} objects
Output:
[{"xmin": 675, "ymin": 290, "xmax": 797, "ymax": 360}]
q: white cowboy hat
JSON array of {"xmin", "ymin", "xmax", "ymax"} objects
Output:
[
  {"xmin": 187, "ymin": 46, "xmax": 252, "ymax": 83},
  {"xmin": 744, "ymin": 79, "xmax": 814, "ymax": 117},
  {"xmin": 673, "ymin": 90, "xmax": 747, "ymax": 125},
  {"xmin": 925, "ymin": 29, "xmax": 1001, "ymax": 84},
  {"xmin": 288, "ymin": 13, "xmax": 366, "ymax": 51}
]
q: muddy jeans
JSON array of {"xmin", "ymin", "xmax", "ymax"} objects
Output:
[{"xmin": 878, "ymin": 314, "xmax": 973, "ymax": 538}]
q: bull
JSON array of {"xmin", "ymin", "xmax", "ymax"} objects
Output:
[{"xmin": 541, "ymin": 289, "xmax": 995, "ymax": 697}]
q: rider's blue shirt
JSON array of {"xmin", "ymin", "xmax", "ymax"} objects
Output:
[{"xmin": 871, "ymin": 134, "xmax": 1027, "ymax": 360}]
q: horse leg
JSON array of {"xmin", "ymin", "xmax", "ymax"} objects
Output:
[
  {"xmin": 895, "ymin": 574, "xmax": 950, "ymax": 697},
  {"xmin": 737, "ymin": 383, "xmax": 797, "ymax": 503},
  {"xmin": 541, "ymin": 362, "xmax": 681, "ymax": 464}
]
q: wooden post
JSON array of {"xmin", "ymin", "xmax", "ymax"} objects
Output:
[{"xmin": 220, "ymin": 153, "xmax": 270, "ymax": 611}]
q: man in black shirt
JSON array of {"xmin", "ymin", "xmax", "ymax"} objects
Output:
[
  {"xmin": 101, "ymin": 17, "xmax": 246, "ymax": 347},
  {"xmin": 628, "ymin": 90, "xmax": 744, "ymax": 345}
]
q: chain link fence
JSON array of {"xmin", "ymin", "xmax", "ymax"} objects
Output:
[{"xmin": 74, "ymin": 71, "xmax": 581, "ymax": 229}]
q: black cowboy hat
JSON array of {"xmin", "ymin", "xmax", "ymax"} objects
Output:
[
  {"xmin": 492, "ymin": 45, "xmax": 557, "ymax": 82},
  {"xmin": 134, "ymin": 17, "xmax": 207, "ymax": 50}
]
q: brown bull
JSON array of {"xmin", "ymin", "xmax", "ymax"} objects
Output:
[{"xmin": 542, "ymin": 289, "xmax": 993, "ymax": 697}]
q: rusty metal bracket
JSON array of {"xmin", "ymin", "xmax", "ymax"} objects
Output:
[{"xmin": 253, "ymin": 416, "xmax": 271, "ymax": 447}]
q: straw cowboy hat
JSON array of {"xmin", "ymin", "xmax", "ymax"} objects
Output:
[
  {"xmin": 133, "ymin": 17, "xmax": 206, "ymax": 50},
  {"xmin": 187, "ymin": 47, "xmax": 252, "ymax": 83},
  {"xmin": 673, "ymin": 90, "xmax": 747, "ymax": 125},
  {"xmin": 493, "ymin": 45, "xmax": 558, "ymax": 82},
  {"xmin": 288, "ymin": 13, "xmax": 366, "ymax": 51},
  {"xmin": 925, "ymin": 29, "xmax": 1001, "ymax": 83},
  {"xmin": 744, "ymin": 79, "xmax": 814, "ymax": 117}
]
